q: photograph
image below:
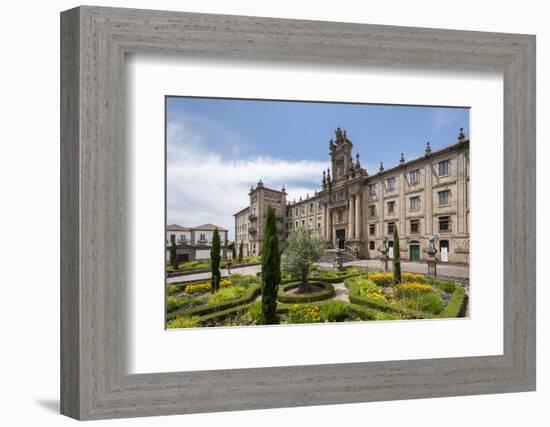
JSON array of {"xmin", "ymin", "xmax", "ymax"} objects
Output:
[{"xmin": 164, "ymin": 97, "xmax": 470, "ymax": 328}]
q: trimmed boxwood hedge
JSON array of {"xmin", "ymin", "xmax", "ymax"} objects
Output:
[
  {"xmin": 277, "ymin": 281, "xmax": 335, "ymax": 303},
  {"xmin": 166, "ymin": 284, "xmax": 260, "ymax": 320},
  {"xmin": 314, "ymin": 273, "xmax": 361, "ymax": 283},
  {"xmin": 196, "ymin": 303, "xmax": 252, "ymax": 325},
  {"xmin": 345, "ymin": 280, "xmax": 431, "ymax": 319},
  {"xmin": 442, "ymin": 286, "xmax": 468, "ymax": 318}
]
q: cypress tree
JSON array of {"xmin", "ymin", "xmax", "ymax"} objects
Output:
[
  {"xmin": 210, "ymin": 228, "xmax": 221, "ymax": 293},
  {"xmin": 392, "ymin": 226, "xmax": 402, "ymax": 285},
  {"xmin": 169, "ymin": 240, "xmax": 177, "ymax": 269},
  {"xmin": 261, "ymin": 205, "xmax": 280, "ymax": 324},
  {"xmin": 238, "ymin": 240, "xmax": 244, "ymax": 263},
  {"xmin": 232, "ymin": 244, "xmax": 237, "ymax": 260}
]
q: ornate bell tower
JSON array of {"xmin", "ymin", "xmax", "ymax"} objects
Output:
[{"xmin": 329, "ymin": 127, "xmax": 354, "ymax": 182}]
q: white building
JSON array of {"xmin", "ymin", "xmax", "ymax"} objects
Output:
[{"xmin": 166, "ymin": 223, "xmax": 228, "ymax": 263}]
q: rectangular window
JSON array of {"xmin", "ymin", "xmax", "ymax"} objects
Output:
[
  {"xmin": 368, "ymin": 184, "xmax": 377, "ymax": 196},
  {"xmin": 368, "ymin": 205, "xmax": 376, "ymax": 217},
  {"xmin": 386, "ymin": 177, "xmax": 396, "ymax": 191},
  {"xmin": 317, "ymin": 223, "xmax": 321, "ymax": 229},
  {"xmin": 387, "ymin": 222, "xmax": 395, "ymax": 234},
  {"xmin": 387, "ymin": 200, "xmax": 395, "ymax": 214},
  {"xmin": 369, "ymin": 241, "xmax": 375, "ymax": 250},
  {"xmin": 410, "ymin": 219, "xmax": 419, "ymax": 233},
  {"xmin": 439, "ymin": 216, "xmax": 450, "ymax": 232},
  {"xmin": 310, "ymin": 203, "xmax": 314, "ymax": 213},
  {"xmin": 439, "ymin": 160, "xmax": 450, "ymax": 176},
  {"xmin": 295, "ymin": 221, "xmax": 298, "ymax": 228},
  {"xmin": 410, "ymin": 196, "xmax": 420, "ymax": 210},
  {"xmin": 438, "ymin": 190, "xmax": 450, "ymax": 205},
  {"xmin": 409, "ymin": 169, "xmax": 419, "ymax": 184},
  {"xmin": 199, "ymin": 233, "xmax": 206, "ymax": 241},
  {"xmin": 170, "ymin": 234, "xmax": 175, "ymax": 243},
  {"xmin": 369, "ymin": 224, "xmax": 376, "ymax": 235}
]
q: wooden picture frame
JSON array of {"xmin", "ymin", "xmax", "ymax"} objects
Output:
[{"xmin": 60, "ymin": 5, "xmax": 536, "ymax": 420}]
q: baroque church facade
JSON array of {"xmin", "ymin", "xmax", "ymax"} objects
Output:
[{"xmin": 234, "ymin": 127, "xmax": 470, "ymax": 264}]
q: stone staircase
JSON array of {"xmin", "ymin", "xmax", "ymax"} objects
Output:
[{"xmin": 320, "ymin": 248, "xmax": 358, "ymax": 264}]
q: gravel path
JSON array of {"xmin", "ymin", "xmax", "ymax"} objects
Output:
[{"xmin": 332, "ymin": 282, "xmax": 350, "ymax": 303}]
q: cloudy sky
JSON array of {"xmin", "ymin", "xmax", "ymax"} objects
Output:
[{"xmin": 166, "ymin": 97, "xmax": 469, "ymax": 240}]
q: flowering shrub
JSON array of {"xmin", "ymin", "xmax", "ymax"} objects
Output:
[
  {"xmin": 208, "ymin": 286, "xmax": 246, "ymax": 305},
  {"xmin": 395, "ymin": 282, "xmax": 435, "ymax": 298},
  {"xmin": 177, "ymin": 260, "xmax": 209, "ymax": 271},
  {"xmin": 167, "ymin": 316, "xmax": 201, "ymax": 329},
  {"xmin": 220, "ymin": 279, "xmax": 232, "ymax": 288},
  {"xmin": 166, "ymin": 294, "xmax": 202, "ymax": 312},
  {"xmin": 184, "ymin": 282, "xmax": 211, "ymax": 294},
  {"xmin": 288, "ymin": 304, "xmax": 322, "ymax": 324},
  {"xmin": 228, "ymin": 274, "xmax": 257, "ymax": 288},
  {"xmin": 166, "ymin": 284, "xmax": 181, "ymax": 296},
  {"xmin": 350, "ymin": 277, "xmax": 380, "ymax": 294},
  {"xmin": 415, "ymin": 293, "xmax": 444, "ymax": 314},
  {"xmin": 367, "ymin": 272, "xmax": 393, "ymax": 286},
  {"xmin": 247, "ymin": 302, "xmax": 263, "ymax": 324},
  {"xmin": 320, "ymin": 300, "xmax": 349, "ymax": 322},
  {"xmin": 362, "ymin": 291, "xmax": 388, "ymax": 303},
  {"xmin": 401, "ymin": 272, "xmax": 425, "ymax": 283}
]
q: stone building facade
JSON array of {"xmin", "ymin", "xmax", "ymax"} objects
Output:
[
  {"xmin": 166, "ymin": 223, "xmax": 228, "ymax": 263},
  {"xmin": 234, "ymin": 127, "xmax": 470, "ymax": 264},
  {"xmin": 233, "ymin": 181, "xmax": 287, "ymax": 257}
]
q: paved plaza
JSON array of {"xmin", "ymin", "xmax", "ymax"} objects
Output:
[{"xmin": 167, "ymin": 260, "xmax": 468, "ymax": 284}]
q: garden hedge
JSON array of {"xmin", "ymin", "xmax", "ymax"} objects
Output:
[
  {"xmin": 166, "ymin": 284, "xmax": 260, "ymax": 320},
  {"xmin": 313, "ymin": 273, "xmax": 361, "ymax": 283},
  {"xmin": 442, "ymin": 286, "xmax": 468, "ymax": 318},
  {"xmin": 345, "ymin": 281, "xmax": 431, "ymax": 319},
  {"xmin": 277, "ymin": 281, "xmax": 335, "ymax": 303},
  {"xmin": 196, "ymin": 303, "xmax": 253, "ymax": 325}
]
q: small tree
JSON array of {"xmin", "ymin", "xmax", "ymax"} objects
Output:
[
  {"xmin": 231, "ymin": 244, "xmax": 236, "ymax": 260},
  {"xmin": 392, "ymin": 226, "xmax": 402, "ymax": 285},
  {"xmin": 282, "ymin": 228, "xmax": 325, "ymax": 293},
  {"xmin": 210, "ymin": 228, "xmax": 221, "ymax": 293},
  {"xmin": 169, "ymin": 240, "xmax": 177, "ymax": 269},
  {"xmin": 238, "ymin": 240, "xmax": 244, "ymax": 263},
  {"xmin": 261, "ymin": 205, "xmax": 280, "ymax": 324}
]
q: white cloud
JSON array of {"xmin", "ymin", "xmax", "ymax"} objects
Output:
[{"xmin": 167, "ymin": 115, "xmax": 329, "ymax": 240}]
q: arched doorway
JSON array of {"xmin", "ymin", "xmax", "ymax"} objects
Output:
[
  {"xmin": 335, "ymin": 229, "xmax": 346, "ymax": 249},
  {"xmin": 440, "ymin": 240, "xmax": 449, "ymax": 262},
  {"xmin": 409, "ymin": 241, "xmax": 420, "ymax": 262}
]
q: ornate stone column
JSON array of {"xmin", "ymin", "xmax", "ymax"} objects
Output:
[
  {"xmin": 328, "ymin": 209, "xmax": 333, "ymax": 243},
  {"xmin": 323, "ymin": 203, "xmax": 328, "ymax": 240},
  {"xmin": 355, "ymin": 193, "xmax": 361, "ymax": 239},
  {"xmin": 348, "ymin": 196, "xmax": 355, "ymax": 240}
]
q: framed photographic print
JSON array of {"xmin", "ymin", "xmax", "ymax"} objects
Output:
[{"xmin": 61, "ymin": 5, "xmax": 536, "ymax": 420}]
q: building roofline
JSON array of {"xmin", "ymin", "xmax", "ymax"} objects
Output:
[
  {"xmin": 372, "ymin": 139, "xmax": 469, "ymax": 179},
  {"xmin": 233, "ymin": 206, "xmax": 251, "ymax": 216},
  {"xmin": 166, "ymin": 224, "xmax": 190, "ymax": 231}
]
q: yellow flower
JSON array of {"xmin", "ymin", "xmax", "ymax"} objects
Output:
[{"xmin": 185, "ymin": 282, "xmax": 211, "ymax": 294}]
